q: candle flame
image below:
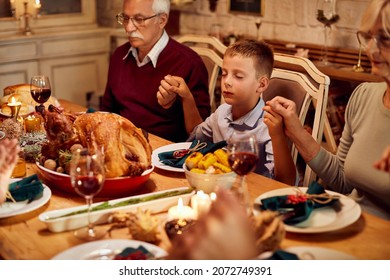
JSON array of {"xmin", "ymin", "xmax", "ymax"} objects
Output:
[
  {"xmin": 177, "ymin": 198, "xmax": 184, "ymax": 209},
  {"xmin": 34, "ymin": 0, "xmax": 41, "ymax": 9},
  {"xmin": 8, "ymin": 96, "xmax": 21, "ymax": 106}
]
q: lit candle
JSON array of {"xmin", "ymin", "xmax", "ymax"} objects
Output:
[
  {"xmin": 34, "ymin": 0, "xmax": 41, "ymax": 9},
  {"xmin": 8, "ymin": 96, "xmax": 22, "ymax": 118},
  {"xmin": 168, "ymin": 198, "xmax": 195, "ymax": 221},
  {"xmin": 34, "ymin": 0, "xmax": 41, "ymax": 17},
  {"xmin": 191, "ymin": 190, "xmax": 212, "ymax": 219},
  {"xmin": 24, "ymin": 115, "xmax": 41, "ymax": 133},
  {"xmin": 8, "ymin": 96, "xmax": 21, "ymax": 106}
]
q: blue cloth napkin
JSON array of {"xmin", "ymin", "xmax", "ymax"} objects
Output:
[
  {"xmin": 266, "ymin": 250, "xmax": 300, "ymax": 260},
  {"xmin": 158, "ymin": 140, "xmax": 227, "ymax": 168},
  {"xmin": 260, "ymin": 181, "xmax": 340, "ymax": 225},
  {"xmin": 7, "ymin": 174, "xmax": 44, "ymax": 203}
]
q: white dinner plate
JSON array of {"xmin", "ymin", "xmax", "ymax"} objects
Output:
[
  {"xmin": 254, "ymin": 187, "xmax": 361, "ymax": 233},
  {"xmin": 0, "ymin": 179, "xmax": 51, "ymax": 218},
  {"xmin": 258, "ymin": 246, "xmax": 357, "ymax": 260},
  {"xmin": 52, "ymin": 239, "xmax": 168, "ymax": 260},
  {"xmin": 286, "ymin": 246, "xmax": 357, "ymax": 260},
  {"xmin": 0, "ymin": 105, "xmax": 35, "ymax": 117},
  {"xmin": 152, "ymin": 142, "xmax": 192, "ymax": 172}
]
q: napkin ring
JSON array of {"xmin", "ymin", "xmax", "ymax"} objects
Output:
[
  {"xmin": 172, "ymin": 140, "xmax": 207, "ymax": 159},
  {"xmin": 291, "ymin": 187, "xmax": 340, "ymax": 205}
]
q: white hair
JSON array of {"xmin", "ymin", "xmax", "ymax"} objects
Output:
[
  {"xmin": 152, "ymin": 0, "xmax": 170, "ymax": 15},
  {"xmin": 360, "ymin": 0, "xmax": 390, "ymax": 36}
]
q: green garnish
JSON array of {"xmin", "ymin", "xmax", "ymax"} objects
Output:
[{"xmin": 48, "ymin": 187, "xmax": 194, "ymax": 220}]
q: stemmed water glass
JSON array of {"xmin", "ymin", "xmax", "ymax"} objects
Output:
[
  {"xmin": 227, "ymin": 131, "xmax": 259, "ymax": 215},
  {"xmin": 30, "ymin": 75, "xmax": 51, "ymax": 112},
  {"xmin": 70, "ymin": 148, "xmax": 106, "ymax": 241},
  {"xmin": 316, "ymin": 0, "xmax": 339, "ymax": 65}
]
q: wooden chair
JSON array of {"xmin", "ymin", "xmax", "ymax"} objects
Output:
[
  {"xmin": 263, "ymin": 53, "xmax": 336, "ymax": 187},
  {"xmin": 176, "ymin": 35, "xmax": 227, "ymax": 112}
]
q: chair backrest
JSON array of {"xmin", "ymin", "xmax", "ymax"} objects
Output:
[
  {"xmin": 263, "ymin": 53, "xmax": 333, "ymax": 187},
  {"xmin": 176, "ymin": 35, "xmax": 226, "ymax": 112}
]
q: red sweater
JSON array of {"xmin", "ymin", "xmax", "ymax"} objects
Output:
[{"xmin": 100, "ymin": 38, "xmax": 210, "ymax": 142}]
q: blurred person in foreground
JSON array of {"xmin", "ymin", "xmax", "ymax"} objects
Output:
[
  {"xmin": 182, "ymin": 39, "xmax": 297, "ymax": 185},
  {"xmin": 168, "ymin": 187, "xmax": 285, "ymax": 260},
  {"xmin": 0, "ymin": 138, "xmax": 20, "ymax": 203},
  {"xmin": 100, "ymin": 0, "xmax": 210, "ymax": 142},
  {"xmin": 267, "ymin": 0, "xmax": 390, "ymax": 219}
]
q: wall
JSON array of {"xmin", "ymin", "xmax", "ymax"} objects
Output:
[{"xmin": 96, "ymin": 0, "xmax": 371, "ymax": 51}]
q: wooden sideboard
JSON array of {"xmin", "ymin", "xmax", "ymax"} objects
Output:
[
  {"xmin": 0, "ymin": 28, "xmax": 111, "ymax": 107},
  {"xmin": 264, "ymin": 38, "xmax": 383, "ymax": 83}
]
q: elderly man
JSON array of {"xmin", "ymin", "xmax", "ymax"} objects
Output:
[{"xmin": 100, "ymin": 0, "xmax": 210, "ymax": 142}]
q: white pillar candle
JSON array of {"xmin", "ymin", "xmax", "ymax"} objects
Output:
[
  {"xmin": 168, "ymin": 198, "xmax": 195, "ymax": 221},
  {"xmin": 191, "ymin": 190, "xmax": 212, "ymax": 219}
]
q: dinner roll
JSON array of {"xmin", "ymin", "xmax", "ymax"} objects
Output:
[
  {"xmin": 1, "ymin": 104, "xmax": 11, "ymax": 115},
  {"xmin": 0, "ymin": 103, "xmax": 29, "ymax": 116}
]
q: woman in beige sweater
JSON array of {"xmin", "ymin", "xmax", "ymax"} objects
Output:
[{"xmin": 267, "ymin": 0, "xmax": 390, "ymax": 220}]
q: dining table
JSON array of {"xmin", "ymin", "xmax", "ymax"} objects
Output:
[{"xmin": 1, "ymin": 99, "xmax": 390, "ymax": 260}]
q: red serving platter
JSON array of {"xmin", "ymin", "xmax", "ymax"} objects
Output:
[{"xmin": 36, "ymin": 163, "xmax": 154, "ymax": 198}]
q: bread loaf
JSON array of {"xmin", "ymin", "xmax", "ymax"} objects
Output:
[{"xmin": 2, "ymin": 83, "xmax": 59, "ymax": 107}]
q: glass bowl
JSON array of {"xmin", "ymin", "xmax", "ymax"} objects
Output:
[{"xmin": 183, "ymin": 163, "xmax": 237, "ymax": 194}]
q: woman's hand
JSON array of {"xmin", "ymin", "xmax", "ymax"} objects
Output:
[
  {"xmin": 0, "ymin": 138, "xmax": 20, "ymax": 203},
  {"xmin": 263, "ymin": 104, "xmax": 285, "ymax": 138},
  {"xmin": 266, "ymin": 96, "xmax": 304, "ymax": 139},
  {"xmin": 265, "ymin": 96, "xmax": 321, "ymax": 162}
]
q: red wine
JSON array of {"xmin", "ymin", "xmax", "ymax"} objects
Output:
[
  {"xmin": 228, "ymin": 152, "xmax": 258, "ymax": 176},
  {"xmin": 74, "ymin": 176, "xmax": 103, "ymax": 196},
  {"xmin": 30, "ymin": 88, "xmax": 51, "ymax": 104}
]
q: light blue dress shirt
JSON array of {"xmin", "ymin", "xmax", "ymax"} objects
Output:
[{"xmin": 188, "ymin": 99, "xmax": 274, "ymax": 178}]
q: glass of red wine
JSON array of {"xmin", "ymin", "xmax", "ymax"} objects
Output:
[
  {"xmin": 30, "ymin": 75, "xmax": 51, "ymax": 112},
  {"xmin": 70, "ymin": 148, "xmax": 106, "ymax": 241},
  {"xmin": 227, "ymin": 131, "xmax": 259, "ymax": 215}
]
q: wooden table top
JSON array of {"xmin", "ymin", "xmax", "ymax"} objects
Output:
[{"xmin": 1, "ymin": 100, "xmax": 390, "ymax": 260}]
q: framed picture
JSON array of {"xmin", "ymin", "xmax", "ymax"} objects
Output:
[{"xmin": 228, "ymin": 0, "xmax": 264, "ymax": 16}]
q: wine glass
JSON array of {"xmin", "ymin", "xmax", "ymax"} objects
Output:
[
  {"xmin": 30, "ymin": 75, "xmax": 51, "ymax": 112},
  {"xmin": 227, "ymin": 131, "xmax": 259, "ymax": 215},
  {"xmin": 316, "ymin": 0, "xmax": 339, "ymax": 65},
  {"xmin": 70, "ymin": 148, "xmax": 106, "ymax": 241}
]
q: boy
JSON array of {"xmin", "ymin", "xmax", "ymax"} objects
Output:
[{"xmin": 189, "ymin": 39, "xmax": 296, "ymax": 184}]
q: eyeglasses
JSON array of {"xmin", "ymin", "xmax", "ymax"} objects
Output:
[
  {"xmin": 116, "ymin": 13, "xmax": 161, "ymax": 27},
  {"xmin": 357, "ymin": 31, "xmax": 390, "ymax": 50}
]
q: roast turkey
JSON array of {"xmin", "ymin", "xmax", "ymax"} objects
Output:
[{"xmin": 40, "ymin": 106, "xmax": 152, "ymax": 178}]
